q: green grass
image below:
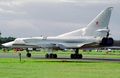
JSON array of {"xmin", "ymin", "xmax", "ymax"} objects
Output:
[
  {"xmin": 0, "ymin": 58, "xmax": 120, "ymax": 78},
  {"xmin": 0, "ymin": 50, "xmax": 120, "ymax": 78}
]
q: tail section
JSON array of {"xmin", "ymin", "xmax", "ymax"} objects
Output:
[
  {"xmin": 57, "ymin": 7, "xmax": 113, "ymax": 38},
  {"xmin": 84, "ymin": 7, "xmax": 113, "ymax": 37}
]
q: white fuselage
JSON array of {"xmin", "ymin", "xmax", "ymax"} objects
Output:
[{"xmin": 3, "ymin": 36, "xmax": 101, "ymax": 49}]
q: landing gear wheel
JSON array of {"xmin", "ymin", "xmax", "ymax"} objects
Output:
[
  {"xmin": 70, "ymin": 54, "xmax": 74, "ymax": 59},
  {"xmin": 53, "ymin": 54, "xmax": 57, "ymax": 58},
  {"xmin": 79, "ymin": 54, "xmax": 83, "ymax": 59},
  {"xmin": 50, "ymin": 54, "xmax": 53, "ymax": 58},
  {"xmin": 70, "ymin": 54, "xmax": 82, "ymax": 59},
  {"xmin": 45, "ymin": 54, "xmax": 57, "ymax": 59},
  {"xmin": 26, "ymin": 53, "xmax": 31, "ymax": 58},
  {"xmin": 45, "ymin": 54, "xmax": 49, "ymax": 58}
]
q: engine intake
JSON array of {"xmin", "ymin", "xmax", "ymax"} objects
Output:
[{"xmin": 100, "ymin": 37, "xmax": 114, "ymax": 46}]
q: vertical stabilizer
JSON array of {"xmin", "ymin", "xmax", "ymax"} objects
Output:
[
  {"xmin": 84, "ymin": 7, "xmax": 113, "ymax": 37},
  {"xmin": 57, "ymin": 7, "xmax": 113, "ymax": 38}
]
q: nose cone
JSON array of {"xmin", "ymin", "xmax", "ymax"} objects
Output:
[{"xmin": 2, "ymin": 41, "xmax": 14, "ymax": 47}]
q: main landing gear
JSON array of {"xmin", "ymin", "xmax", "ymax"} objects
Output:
[
  {"xmin": 70, "ymin": 49, "xmax": 83, "ymax": 59},
  {"xmin": 45, "ymin": 53, "xmax": 57, "ymax": 59},
  {"xmin": 45, "ymin": 49, "xmax": 83, "ymax": 59},
  {"xmin": 45, "ymin": 49, "xmax": 57, "ymax": 59}
]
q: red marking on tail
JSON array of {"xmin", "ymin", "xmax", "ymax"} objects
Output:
[{"xmin": 96, "ymin": 21, "xmax": 99, "ymax": 25}]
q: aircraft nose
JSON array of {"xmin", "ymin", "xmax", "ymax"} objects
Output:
[{"xmin": 2, "ymin": 41, "xmax": 14, "ymax": 47}]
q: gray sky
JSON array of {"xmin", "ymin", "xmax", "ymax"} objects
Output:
[{"xmin": 0, "ymin": 0, "xmax": 120, "ymax": 39}]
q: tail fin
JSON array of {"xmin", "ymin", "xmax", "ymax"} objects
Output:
[
  {"xmin": 84, "ymin": 7, "xmax": 113, "ymax": 37},
  {"xmin": 57, "ymin": 7, "xmax": 113, "ymax": 38}
]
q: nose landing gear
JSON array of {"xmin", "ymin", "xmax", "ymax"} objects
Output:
[
  {"xmin": 26, "ymin": 52, "xmax": 31, "ymax": 57},
  {"xmin": 26, "ymin": 49, "xmax": 31, "ymax": 58}
]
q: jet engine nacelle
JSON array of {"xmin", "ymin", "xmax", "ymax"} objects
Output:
[{"xmin": 100, "ymin": 37, "xmax": 114, "ymax": 46}]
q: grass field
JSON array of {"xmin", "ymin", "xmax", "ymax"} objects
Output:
[
  {"xmin": 0, "ymin": 50, "xmax": 120, "ymax": 78},
  {"xmin": 0, "ymin": 58, "xmax": 120, "ymax": 78}
]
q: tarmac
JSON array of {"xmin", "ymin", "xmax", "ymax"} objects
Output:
[{"xmin": 0, "ymin": 52, "xmax": 120, "ymax": 62}]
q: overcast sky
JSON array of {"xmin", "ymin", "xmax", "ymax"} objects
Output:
[{"xmin": 0, "ymin": 0, "xmax": 120, "ymax": 39}]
